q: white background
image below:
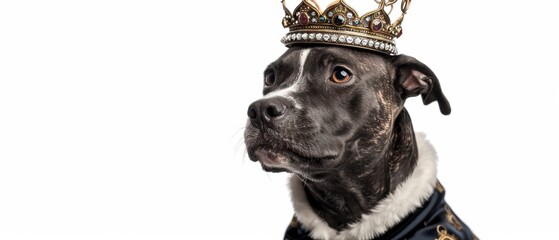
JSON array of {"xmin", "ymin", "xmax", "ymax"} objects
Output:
[{"xmin": 1, "ymin": 0, "xmax": 558, "ymax": 239}]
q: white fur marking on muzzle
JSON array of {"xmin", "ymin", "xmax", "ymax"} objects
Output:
[{"xmin": 262, "ymin": 49, "xmax": 311, "ymax": 109}]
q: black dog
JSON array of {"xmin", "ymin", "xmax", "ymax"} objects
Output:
[{"xmin": 244, "ymin": 46, "xmax": 476, "ymax": 240}]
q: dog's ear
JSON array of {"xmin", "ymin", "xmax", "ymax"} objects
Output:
[{"xmin": 392, "ymin": 55, "xmax": 451, "ymax": 115}]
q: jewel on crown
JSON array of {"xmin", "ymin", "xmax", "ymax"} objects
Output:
[{"xmin": 280, "ymin": 0, "xmax": 411, "ymax": 55}]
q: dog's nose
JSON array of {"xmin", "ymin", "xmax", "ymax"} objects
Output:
[{"xmin": 247, "ymin": 98, "xmax": 288, "ymax": 127}]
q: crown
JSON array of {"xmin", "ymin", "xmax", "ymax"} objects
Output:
[{"xmin": 280, "ymin": 0, "xmax": 411, "ymax": 55}]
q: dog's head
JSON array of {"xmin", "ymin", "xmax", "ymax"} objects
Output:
[{"xmin": 244, "ymin": 46, "xmax": 450, "ymax": 181}]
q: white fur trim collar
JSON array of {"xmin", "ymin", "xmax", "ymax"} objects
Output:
[{"xmin": 289, "ymin": 133, "xmax": 438, "ymax": 240}]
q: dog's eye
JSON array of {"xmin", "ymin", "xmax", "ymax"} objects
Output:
[
  {"xmin": 264, "ymin": 72, "xmax": 275, "ymax": 87},
  {"xmin": 330, "ymin": 67, "xmax": 352, "ymax": 83}
]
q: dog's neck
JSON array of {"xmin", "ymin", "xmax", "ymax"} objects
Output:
[
  {"xmin": 290, "ymin": 110, "xmax": 439, "ymax": 239},
  {"xmin": 302, "ymin": 110, "xmax": 418, "ymax": 230}
]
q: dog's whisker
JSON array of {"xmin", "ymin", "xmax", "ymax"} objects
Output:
[
  {"xmin": 234, "ymin": 136, "xmax": 245, "ymax": 155},
  {"xmin": 296, "ymin": 173, "xmax": 309, "ymax": 186},
  {"xmin": 232, "ymin": 129, "xmax": 247, "ymax": 152},
  {"xmin": 265, "ymin": 171, "xmax": 274, "ymax": 183},
  {"xmin": 229, "ymin": 126, "xmax": 246, "ymax": 143},
  {"xmin": 242, "ymin": 149, "xmax": 250, "ymax": 165},
  {"xmin": 231, "ymin": 126, "xmax": 250, "ymax": 165}
]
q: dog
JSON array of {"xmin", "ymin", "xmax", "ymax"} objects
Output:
[{"xmin": 244, "ymin": 45, "xmax": 476, "ymax": 240}]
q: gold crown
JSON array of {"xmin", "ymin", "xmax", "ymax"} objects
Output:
[{"xmin": 280, "ymin": 0, "xmax": 411, "ymax": 55}]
